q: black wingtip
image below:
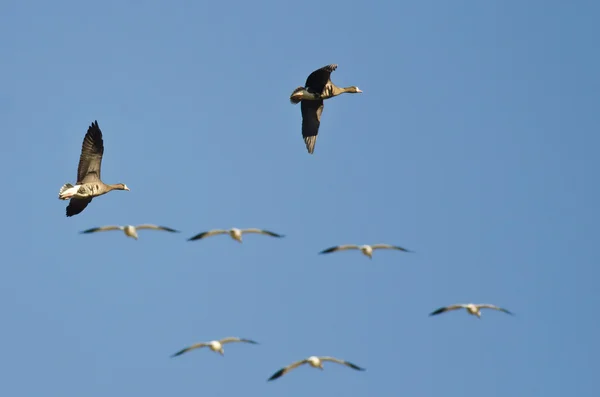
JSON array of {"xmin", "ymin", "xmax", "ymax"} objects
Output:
[{"xmin": 267, "ymin": 369, "xmax": 285, "ymax": 381}]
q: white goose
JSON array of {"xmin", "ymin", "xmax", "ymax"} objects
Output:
[
  {"xmin": 80, "ymin": 224, "xmax": 179, "ymax": 240},
  {"xmin": 268, "ymin": 355, "xmax": 365, "ymax": 381},
  {"xmin": 429, "ymin": 303, "xmax": 514, "ymax": 319},
  {"xmin": 187, "ymin": 227, "xmax": 284, "ymax": 243},
  {"xmin": 171, "ymin": 337, "xmax": 258, "ymax": 358},
  {"xmin": 319, "ymin": 244, "xmax": 412, "ymax": 259}
]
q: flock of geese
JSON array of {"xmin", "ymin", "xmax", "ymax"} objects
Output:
[{"xmin": 58, "ymin": 64, "xmax": 514, "ymax": 383}]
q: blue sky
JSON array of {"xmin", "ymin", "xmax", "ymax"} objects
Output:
[{"xmin": 1, "ymin": 0, "xmax": 599, "ymax": 396}]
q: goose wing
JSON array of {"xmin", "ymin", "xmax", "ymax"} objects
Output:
[
  {"xmin": 77, "ymin": 121, "xmax": 104, "ymax": 184},
  {"xmin": 305, "ymin": 64, "xmax": 338, "ymax": 92},
  {"xmin": 135, "ymin": 224, "xmax": 180, "ymax": 233},
  {"xmin": 241, "ymin": 228, "xmax": 284, "ymax": 238},
  {"xmin": 319, "ymin": 245, "xmax": 361, "ymax": 254},
  {"xmin": 267, "ymin": 359, "xmax": 309, "ymax": 381},
  {"xmin": 170, "ymin": 342, "xmax": 209, "ymax": 358},
  {"xmin": 187, "ymin": 229, "xmax": 228, "ymax": 241},
  {"xmin": 300, "ymin": 99, "xmax": 324, "ymax": 154},
  {"xmin": 219, "ymin": 337, "xmax": 259, "ymax": 345},
  {"xmin": 80, "ymin": 225, "xmax": 123, "ymax": 234},
  {"xmin": 429, "ymin": 304, "xmax": 467, "ymax": 316},
  {"xmin": 371, "ymin": 244, "xmax": 412, "ymax": 253},
  {"xmin": 477, "ymin": 304, "xmax": 514, "ymax": 315},
  {"xmin": 319, "ymin": 356, "xmax": 366, "ymax": 371},
  {"xmin": 66, "ymin": 197, "xmax": 93, "ymax": 217}
]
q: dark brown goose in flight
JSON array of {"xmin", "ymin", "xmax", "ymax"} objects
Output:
[
  {"xmin": 290, "ymin": 64, "xmax": 362, "ymax": 154},
  {"xmin": 58, "ymin": 121, "xmax": 129, "ymax": 217}
]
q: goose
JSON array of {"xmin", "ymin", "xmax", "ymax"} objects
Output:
[
  {"xmin": 171, "ymin": 337, "xmax": 258, "ymax": 358},
  {"xmin": 187, "ymin": 227, "xmax": 284, "ymax": 243},
  {"xmin": 268, "ymin": 356, "xmax": 365, "ymax": 381},
  {"xmin": 80, "ymin": 224, "xmax": 179, "ymax": 240},
  {"xmin": 319, "ymin": 244, "xmax": 412, "ymax": 259},
  {"xmin": 290, "ymin": 64, "xmax": 362, "ymax": 154},
  {"xmin": 429, "ymin": 303, "xmax": 514, "ymax": 318},
  {"xmin": 58, "ymin": 120, "xmax": 129, "ymax": 217}
]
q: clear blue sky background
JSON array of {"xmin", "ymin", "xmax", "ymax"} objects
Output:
[{"xmin": 1, "ymin": 1, "xmax": 599, "ymax": 396}]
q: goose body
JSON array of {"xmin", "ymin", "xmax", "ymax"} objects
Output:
[
  {"xmin": 188, "ymin": 227, "xmax": 284, "ymax": 243},
  {"xmin": 290, "ymin": 64, "xmax": 362, "ymax": 154},
  {"xmin": 171, "ymin": 337, "xmax": 258, "ymax": 358},
  {"xmin": 80, "ymin": 224, "xmax": 179, "ymax": 240},
  {"xmin": 319, "ymin": 244, "xmax": 412, "ymax": 259},
  {"xmin": 268, "ymin": 355, "xmax": 365, "ymax": 381},
  {"xmin": 58, "ymin": 121, "xmax": 129, "ymax": 217},
  {"xmin": 429, "ymin": 303, "xmax": 514, "ymax": 318}
]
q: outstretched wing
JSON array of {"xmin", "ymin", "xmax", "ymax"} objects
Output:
[
  {"xmin": 320, "ymin": 356, "xmax": 366, "ymax": 371},
  {"xmin": 429, "ymin": 304, "xmax": 466, "ymax": 316},
  {"xmin": 135, "ymin": 224, "xmax": 180, "ymax": 233},
  {"xmin": 478, "ymin": 304, "xmax": 514, "ymax": 315},
  {"xmin": 241, "ymin": 229, "xmax": 284, "ymax": 238},
  {"xmin": 170, "ymin": 342, "xmax": 208, "ymax": 358},
  {"xmin": 300, "ymin": 99, "xmax": 324, "ymax": 154},
  {"xmin": 319, "ymin": 245, "xmax": 360, "ymax": 254},
  {"xmin": 305, "ymin": 64, "xmax": 338, "ymax": 92},
  {"xmin": 267, "ymin": 359, "xmax": 309, "ymax": 381},
  {"xmin": 80, "ymin": 225, "xmax": 122, "ymax": 234},
  {"xmin": 187, "ymin": 229, "xmax": 228, "ymax": 241},
  {"xmin": 66, "ymin": 197, "xmax": 93, "ymax": 217},
  {"xmin": 219, "ymin": 337, "xmax": 259, "ymax": 345},
  {"xmin": 77, "ymin": 121, "xmax": 104, "ymax": 184},
  {"xmin": 371, "ymin": 244, "xmax": 412, "ymax": 253}
]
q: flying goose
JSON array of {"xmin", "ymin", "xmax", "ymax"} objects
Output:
[
  {"xmin": 188, "ymin": 227, "xmax": 284, "ymax": 243},
  {"xmin": 319, "ymin": 244, "xmax": 412, "ymax": 259},
  {"xmin": 58, "ymin": 120, "xmax": 130, "ymax": 217},
  {"xmin": 429, "ymin": 303, "xmax": 514, "ymax": 318},
  {"xmin": 290, "ymin": 64, "xmax": 362, "ymax": 154},
  {"xmin": 80, "ymin": 224, "xmax": 179, "ymax": 240},
  {"xmin": 171, "ymin": 337, "xmax": 258, "ymax": 358},
  {"xmin": 268, "ymin": 356, "xmax": 365, "ymax": 381}
]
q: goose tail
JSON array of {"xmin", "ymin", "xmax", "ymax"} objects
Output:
[
  {"xmin": 290, "ymin": 87, "xmax": 305, "ymax": 104},
  {"xmin": 58, "ymin": 183, "xmax": 74, "ymax": 200}
]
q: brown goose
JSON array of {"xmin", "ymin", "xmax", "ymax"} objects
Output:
[
  {"xmin": 267, "ymin": 355, "xmax": 365, "ymax": 381},
  {"xmin": 58, "ymin": 120, "xmax": 129, "ymax": 217},
  {"xmin": 290, "ymin": 64, "xmax": 362, "ymax": 154}
]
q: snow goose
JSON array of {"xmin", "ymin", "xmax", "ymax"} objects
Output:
[
  {"xmin": 429, "ymin": 303, "xmax": 514, "ymax": 319},
  {"xmin": 58, "ymin": 120, "xmax": 129, "ymax": 217},
  {"xmin": 187, "ymin": 227, "xmax": 284, "ymax": 243},
  {"xmin": 268, "ymin": 355, "xmax": 365, "ymax": 381},
  {"xmin": 171, "ymin": 337, "xmax": 258, "ymax": 357},
  {"xmin": 319, "ymin": 244, "xmax": 412, "ymax": 259},
  {"xmin": 80, "ymin": 224, "xmax": 179, "ymax": 240},
  {"xmin": 290, "ymin": 64, "xmax": 362, "ymax": 154}
]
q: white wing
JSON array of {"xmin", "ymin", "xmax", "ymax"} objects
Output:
[
  {"xmin": 219, "ymin": 337, "xmax": 259, "ymax": 345},
  {"xmin": 320, "ymin": 245, "xmax": 361, "ymax": 254},
  {"xmin": 477, "ymin": 304, "xmax": 514, "ymax": 315},
  {"xmin": 80, "ymin": 225, "xmax": 123, "ymax": 234},
  {"xmin": 429, "ymin": 304, "xmax": 468, "ymax": 316},
  {"xmin": 170, "ymin": 342, "xmax": 209, "ymax": 357},
  {"xmin": 370, "ymin": 244, "xmax": 411, "ymax": 252},
  {"xmin": 135, "ymin": 224, "xmax": 180, "ymax": 233},
  {"xmin": 268, "ymin": 359, "xmax": 309, "ymax": 381},
  {"xmin": 240, "ymin": 228, "xmax": 284, "ymax": 238},
  {"xmin": 188, "ymin": 229, "xmax": 229, "ymax": 241},
  {"xmin": 319, "ymin": 356, "xmax": 365, "ymax": 371}
]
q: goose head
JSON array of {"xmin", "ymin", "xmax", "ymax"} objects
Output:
[{"xmin": 348, "ymin": 86, "xmax": 362, "ymax": 93}]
